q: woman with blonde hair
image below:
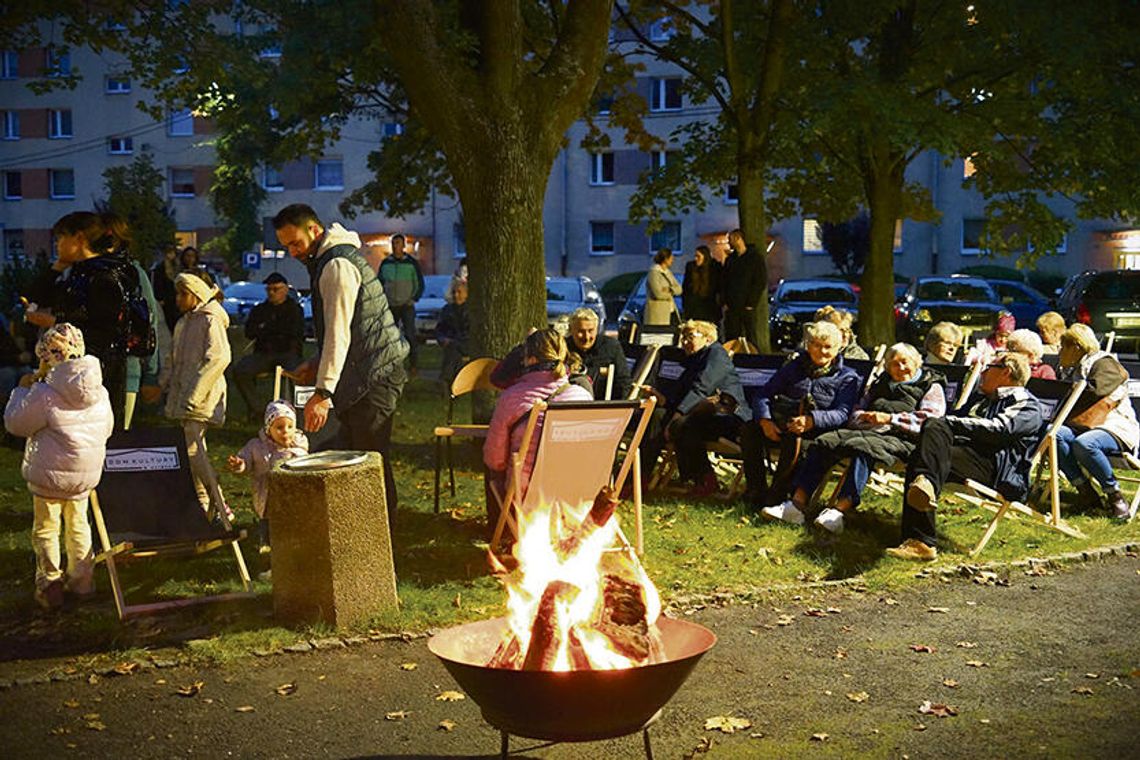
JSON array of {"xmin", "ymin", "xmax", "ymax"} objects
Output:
[
  {"xmin": 814, "ymin": 305, "xmax": 869, "ymax": 360},
  {"xmin": 1036, "ymin": 311, "xmax": 1065, "ymax": 354},
  {"xmin": 1006, "ymin": 328, "xmax": 1056, "ymax": 379},
  {"xmin": 924, "ymin": 322, "xmax": 963, "ymax": 364}
]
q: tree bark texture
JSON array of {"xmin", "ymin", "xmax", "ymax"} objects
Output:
[{"xmin": 859, "ymin": 156, "xmax": 905, "ymax": 349}]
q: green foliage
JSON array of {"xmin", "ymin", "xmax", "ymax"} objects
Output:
[
  {"xmin": 821, "ymin": 213, "xmax": 870, "ymax": 278},
  {"xmin": 205, "ymin": 128, "xmax": 268, "ymax": 275},
  {"xmin": 99, "ymin": 149, "xmax": 177, "ymax": 266}
]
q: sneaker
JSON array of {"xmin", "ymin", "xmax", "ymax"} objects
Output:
[
  {"xmin": 34, "ymin": 580, "xmax": 65, "ymax": 610},
  {"xmin": 814, "ymin": 507, "xmax": 845, "ymax": 534},
  {"xmin": 1107, "ymin": 489, "xmax": 1135, "ymax": 522},
  {"xmin": 906, "ymin": 475, "xmax": 938, "ymax": 513},
  {"xmin": 688, "ymin": 472, "xmax": 719, "ymax": 499},
  {"xmin": 257, "ymin": 569, "xmax": 272, "ymax": 582},
  {"xmin": 885, "ymin": 538, "xmax": 938, "ymax": 562},
  {"xmin": 761, "ymin": 500, "xmax": 805, "ymax": 525}
]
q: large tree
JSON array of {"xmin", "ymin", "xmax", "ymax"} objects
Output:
[{"xmin": 99, "ymin": 149, "xmax": 177, "ymax": 267}]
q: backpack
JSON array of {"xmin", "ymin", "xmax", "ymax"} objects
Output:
[{"xmin": 71, "ymin": 256, "xmax": 156, "ymax": 358}]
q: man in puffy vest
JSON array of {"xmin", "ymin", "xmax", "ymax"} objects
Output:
[{"xmin": 273, "ymin": 204, "xmax": 408, "ymax": 527}]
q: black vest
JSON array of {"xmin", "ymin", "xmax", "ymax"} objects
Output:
[{"xmin": 866, "ymin": 367, "xmax": 946, "ymax": 414}]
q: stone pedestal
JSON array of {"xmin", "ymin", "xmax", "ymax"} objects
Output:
[{"xmin": 268, "ymin": 452, "xmax": 398, "ymax": 627}]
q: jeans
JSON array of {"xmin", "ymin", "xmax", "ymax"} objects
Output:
[
  {"xmin": 183, "ymin": 420, "xmax": 226, "ymax": 515},
  {"xmin": 793, "ymin": 448, "xmax": 871, "ymax": 508},
  {"xmin": 1054, "ymin": 426, "xmax": 1121, "ymax": 491},
  {"xmin": 392, "ymin": 303, "xmax": 418, "ymax": 369},
  {"xmin": 32, "ymin": 495, "xmax": 94, "ymax": 593}
]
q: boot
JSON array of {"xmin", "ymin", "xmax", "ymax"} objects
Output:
[{"xmin": 1106, "ymin": 489, "xmax": 1134, "ymax": 521}]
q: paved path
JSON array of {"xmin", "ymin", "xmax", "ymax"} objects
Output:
[{"xmin": 2, "ymin": 555, "xmax": 1137, "ymax": 759}]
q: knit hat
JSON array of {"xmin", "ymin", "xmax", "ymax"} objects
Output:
[
  {"xmin": 995, "ymin": 312, "xmax": 1016, "ymax": 334},
  {"xmin": 264, "ymin": 400, "xmax": 296, "ymax": 430},
  {"xmin": 35, "ymin": 322, "xmax": 86, "ymax": 368}
]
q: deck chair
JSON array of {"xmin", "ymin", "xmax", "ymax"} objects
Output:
[
  {"xmin": 636, "ymin": 324, "xmax": 678, "ymax": 348},
  {"xmin": 90, "ymin": 427, "xmax": 253, "ymax": 619},
  {"xmin": 434, "ymin": 357, "xmax": 499, "ymax": 513},
  {"xmin": 723, "ymin": 337, "xmax": 756, "ymax": 355},
  {"xmin": 489, "ymin": 398, "xmax": 656, "ymax": 555}
]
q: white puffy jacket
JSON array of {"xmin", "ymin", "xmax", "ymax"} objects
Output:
[
  {"xmin": 166, "ymin": 299, "xmax": 231, "ymax": 426},
  {"xmin": 4, "ymin": 355, "xmax": 114, "ymax": 500}
]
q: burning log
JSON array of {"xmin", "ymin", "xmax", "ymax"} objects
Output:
[
  {"xmin": 487, "ymin": 634, "xmax": 522, "ymax": 670},
  {"xmin": 522, "ymin": 580, "xmax": 581, "ymax": 671},
  {"xmin": 595, "ymin": 573, "xmax": 667, "ymax": 665},
  {"xmin": 555, "ymin": 486, "xmax": 618, "ymax": 560}
]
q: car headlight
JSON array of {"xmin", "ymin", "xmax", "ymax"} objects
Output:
[
  {"xmin": 914, "ymin": 308, "xmax": 933, "ymax": 322},
  {"xmin": 778, "ymin": 312, "xmax": 797, "ymax": 323}
]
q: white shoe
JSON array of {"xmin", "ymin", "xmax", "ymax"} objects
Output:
[
  {"xmin": 814, "ymin": 507, "xmax": 845, "ymax": 534},
  {"xmin": 761, "ymin": 500, "xmax": 805, "ymax": 525}
]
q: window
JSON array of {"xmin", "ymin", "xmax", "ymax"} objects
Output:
[
  {"xmin": 262, "ymin": 165, "xmax": 283, "ymax": 191},
  {"xmin": 46, "ymin": 48, "xmax": 70, "ymax": 78},
  {"xmin": 381, "ymin": 122, "xmax": 404, "ymax": 138},
  {"xmin": 48, "ymin": 109, "xmax": 72, "ymax": 138},
  {"xmin": 168, "ymin": 108, "xmax": 193, "ymax": 136},
  {"xmin": 594, "ymin": 94, "xmax": 614, "ymax": 115},
  {"xmin": 590, "ymin": 222, "xmax": 615, "ymax": 255},
  {"xmin": 453, "ymin": 223, "xmax": 466, "ymax": 256},
  {"xmin": 314, "ymin": 159, "xmax": 343, "ymax": 190},
  {"xmin": 650, "ymin": 221, "xmax": 680, "ymax": 254},
  {"xmin": 1, "ymin": 50, "xmax": 18, "ymax": 79},
  {"xmin": 3, "ymin": 171, "xmax": 21, "ymax": 200},
  {"xmin": 649, "ymin": 18, "xmax": 675, "ymax": 42},
  {"xmin": 105, "ymin": 76, "xmax": 131, "ymax": 93},
  {"xmin": 589, "ymin": 152, "xmax": 614, "ymax": 185},
  {"xmin": 650, "ymin": 150, "xmax": 678, "ymax": 175},
  {"xmin": 4, "ymin": 229, "xmax": 24, "ymax": 262},
  {"xmin": 170, "ymin": 168, "xmax": 195, "ymax": 197},
  {"xmin": 893, "ymin": 219, "xmax": 903, "ymax": 252},
  {"xmin": 259, "ymin": 42, "xmax": 282, "ymax": 58},
  {"xmin": 802, "ymin": 219, "xmax": 824, "ymax": 253},
  {"xmin": 649, "ymin": 77, "xmax": 681, "ymax": 111},
  {"xmin": 50, "ymin": 169, "xmax": 75, "ymax": 199},
  {"xmin": 107, "ymin": 136, "xmax": 133, "ymax": 155},
  {"xmin": 2, "ymin": 111, "xmax": 18, "ymax": 140},
  {"xmin": 724, "ymin": 182, "xmax": 739, "ymax": 205},
  {"xmin": 962, "ymin": 218, "xmax": 986, "ymax": 254}
]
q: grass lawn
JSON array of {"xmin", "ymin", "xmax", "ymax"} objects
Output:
[{"xmin": 2, "ymin": 343, "xmax": 1138, "ymax": 666}]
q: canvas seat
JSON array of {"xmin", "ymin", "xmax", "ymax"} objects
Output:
[{"xmin": 434, "ymin": 357, "xmax": 499, "ymax": 513}]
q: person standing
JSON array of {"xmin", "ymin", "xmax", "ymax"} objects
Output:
[
  {"xmin": 379, "ymin": 233, "xmax": 425, "ymax": 374},
  {"xmin": 151, "ymin": 243, "xmax": 182, "ymax": 331},
  {"xmin": 645, "ymin": 248, "xmax": 682, "ymax": 327},
  {"xmin": 273, "ymin": 204, "xmax": 408, "ymax": 529},
  {"xmin": 232, "ymin": 273, "xmax": 305, "ymax": 420},
  {"xmin": 721, "ymin": 228, "xmax": 763, "ymax": 347},
  {"xmin": 682, "ymin": 245, "xmax": 722, "ymax": 324}
]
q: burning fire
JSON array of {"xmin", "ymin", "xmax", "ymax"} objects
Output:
[{"xmin": 489, "ymin": 487, "xmax": 664, "ymax": 672}]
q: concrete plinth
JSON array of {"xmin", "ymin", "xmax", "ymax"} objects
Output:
[{"xmin": 268, "ymin": 452, "xmax": 398, "ymax": 627}]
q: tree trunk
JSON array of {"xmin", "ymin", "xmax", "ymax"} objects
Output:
[
  {"xmin": 737, "ymin": 158, "xmax": 771, "ymax": 353},
  {"xmin": 859, "ymin": 158, "xmax": 905, "ymax": 348}
]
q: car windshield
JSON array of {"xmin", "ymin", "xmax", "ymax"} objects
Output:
[
  {"xmin": 546, "ymin": 280, "xmax": 581, "ymax": 302},
  {"xmin": 779, "ymin": 284, "xmax": 855, "ymax": 303},
  {"xmin": 916, "ymin": 280, "xmax": 993, "ymax": 302},
  {"xmin": 421, "ymin": 275, "xmax": 450, "ymax": 300},
  {"xmin": 1085, "ymin": 272, "xmax": 1140, "ymax": 300}
]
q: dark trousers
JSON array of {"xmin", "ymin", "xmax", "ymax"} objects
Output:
[
  {"xmin": 392, "ymin": 303, "xmax": 418, "ymax": 369},
  {"xmin": 233, "ymin": 350, "xmax": 302, "ymax": 416},
  {"xmin": 674, "ymin": 411, "xmax": 743, "ymax": 481},
  {"xmin": 904, "ymin": 417, "xmax": 996, "ymax": 547},
  {"xmin": 318, "ymin": 367, "xmax": 406, "ymax": 531},
  {"xmin": 724, "ymin": 305, "xmax": 757, "ymax": 345},
  {"xmin": 102, "ymin": 355, "xmax": 127, "ymax": 431},
  {"xmin": 740, "ymin": 422, "xmax": 804, "ymax": 506}
]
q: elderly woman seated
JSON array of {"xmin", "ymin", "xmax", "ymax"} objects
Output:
[
  {"xmin": 741, "ymin": 321, "xmax": 862, "ymax": 511},
  {"xmin": 1056, "ymin": 324, "xmax": 1139, "ymax": 520},
  {"xmin": 1036, "ymin": 311, "xmax": 1065, "ymax": 355},
  {"xmin": 967, "ymin": 311, "xmax": 1015, "ymax": 367},
  {"xmin": 639, "ymin": 319, "xmax": 751, "ymax": 498},
  {"xmin": 924, "ymin": 322, "xmax": 963, "ymax": 365},
  {"xmin": 761, "ymin": 343, "xmax": 946, "ymax": 531},
  {"xmin": 815, "ymin": 305, "xmax": 869, "ymax": 361},
  {"xmin": 1006, "ymin": 328, "xmax": 1056, "ymax": 379}
]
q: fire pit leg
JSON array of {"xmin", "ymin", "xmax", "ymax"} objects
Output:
[
  {"xmin": 499, "ymin": 730, "xmax": 509, "ymax": 759},
  {"xmin": 643, "ymin": 727, "xmax": 654, "ymax": 760}
]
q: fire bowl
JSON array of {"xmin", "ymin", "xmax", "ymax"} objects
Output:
[{"xmin": 428, "ymin": 616, "xmax": 716, "ymax": 742}]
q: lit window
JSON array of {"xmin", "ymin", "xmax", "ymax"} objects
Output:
[
  {"xmin": 589, "ymin": 152, "xmax": 614, "ymax": 185},
  {"xmin": 48, "ymin": 109, "xmax": 72, "ymax": 139},
  {"xmin": 590, "ymin": 222, "xmax": 615, "ymax": 255},
  {"xmin": 649, "ymin": 77, "xmax": 681, "ymax": 111},
  {"xmin": 963, "ymin": 155, "xmax": 977, "ymax": 179},
  {"xmin": 105, "ymin": 76, "xmax": 131, "ymax": 93},
  {"xmin": 50, "ymin": 169, "xmax": 75, "ymax": 199},
  {"xmin": 3, "ymin": 171, "xmax": 21, "ymax": 200},
  {"xmin": 107, "ymin": 136, "xmax": 133, "ymax": 155},
  {"xmin": 1, "ymin": 51, "xmax": 18, "ymax": 79},
  {"xmin": 263, "ymin": 166, "xmax": 283, "ymax": 191},
  {"xmin": 2, "ymin": 111, "xmax": 18, "ymax": 140},
  {"xmin": 650, "ymin": 221, "xmax": 680, "ymax": 254},
  {"xmin": 168, "ymin": 108, "xmax": 193, "ymax": 136},
  {"xmin": 962, "ymin": 218, "xmax": 986, "ymax": 254},
  {"xmin": 803, "ymin": 219, "xmax": 824, "ymax": 253},
  {"xmin": 170, "ymin": 168, "xmax": 195, "ymax": 197},
  {"xmin": 314, "ymin": 159, "xmax": 343, "ymax": 190}
]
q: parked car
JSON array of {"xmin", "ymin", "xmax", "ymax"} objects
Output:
[
  {"xmin": 987, "ymin": 278, "xmax": 1052, "ymax": 329},
  {"xmin": 222, "ymin": 280, "xmax": 311, "ymax": 324},
  {"xmin": 896, "ymin": 275, "xmax": 1003, "ymax": 344},
  {"xmin": 546, "ymin": 276, "xmax": 606, "ymax": 330},
  {"xmin": 1055, "ymin": 269, "xmax": 1140, "ymax": 353},
  {"xmin": 616, "ymin": 272, "xmax": 684, "ymax": 343},
  {"xmin": 414, "ymin": 274, "xmax": 452, "ymax": 340},
  {"xmin": 770, "ymin": 278, "xmax": 859, "ymax": 350}
]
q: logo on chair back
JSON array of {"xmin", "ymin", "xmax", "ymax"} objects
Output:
[
  {"xmin": 105, "ymin": 447, "xmax": 180, "ymax": 472},
  {"xmin": 549, "ymin": 419, "xmax": 624, "ymax": 443}
]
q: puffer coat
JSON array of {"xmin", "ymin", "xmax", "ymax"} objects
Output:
[
  {"xmin": 165, "ymin": 299, "xmax": 231, "ymax": 426},
  {"xmin": 4, "ymin": 355, "xmax": 114, "ymax": 500}
]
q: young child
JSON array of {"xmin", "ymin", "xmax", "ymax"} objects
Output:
[
  {"xmin": 227, "ymin": 400, "xmax": 309, "ymax": 552},
  {"xmin": 165, "ymin": 270, "xmax": 232, "ymax": 523},
  {"xmin": 4, "ymin": 323, "xmax": 114, "ymax": 609}
]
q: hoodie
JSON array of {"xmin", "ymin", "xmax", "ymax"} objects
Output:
[
  {"xmin": 4, "ymin": 355, "xmax": 114, "ymax": 500},
  {"xmin": 166, "ymin": 299, "xmax": 232, "ymax": 425}
]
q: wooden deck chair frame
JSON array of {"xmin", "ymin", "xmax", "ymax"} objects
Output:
[
  {"xmin": 489, "ymin": 398, "xmax": 657, "ymax": 555},
  {"xmin": 90, "ymin": 429, "xmax": 253, "ymax": 620},
  {"xmin": 434, "ymin": 357, "xmax": 499, "ymax": 513}
]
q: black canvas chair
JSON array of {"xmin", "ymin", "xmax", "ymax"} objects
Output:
[{"xmin": 90, "ymin": 427, "xmax": 253, "ymax": 619}]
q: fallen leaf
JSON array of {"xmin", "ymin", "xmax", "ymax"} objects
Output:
[
  {"xmin": 1071, "ymin": 687, "xmax": 1094, "ymax": 695},
  {"xmin": 943, "ymin": 679, "xmax": 959, "ymax": 688},
  {"xmin": 435, "ymin": 690, "xmax": 465, "ymax": 702},
  {"xmin": 965, "ymin": 660, "xmax": 988, "ymax": 668},
  {"xmin": 452, "ymin": 592, "xmax": 461, "ymax": 608},
  {"xmin": 438, "ymin": 719, "xmax": 457, "ymax": 732},
  {"xmin": 914, "ymin": 723, "xmax": 927, "ymax": 731},
  {"xmin": 956, "ymin": 641, "xmax": 978, "ymax": 649},
  {"xmin": 62, "ymin": 699, "xmax": 80, "ymax": 709},
  {"xmin": 275, "ymin": 682, "xmax": 297, "ymax": 696},
  {"xmin": 979, "ymin": 719, "xmax": 991, "ymax": 724},
  {"xmin": 87, "ymin": 674, "xmax": 99, "ymax": 685},
  {"xmin": 749, "ymin": 732, "xmax": 765, "ymax": 739},
  {"xmin": 113, "ymin": 662, "xmax": 138, "ymax": 676},
  {"xmin": 804, "ymin": 608, "xmax": 825, "ymax": 617},
  {"xmin": 826, "ymin": 607, "xmax": 842, "ymax": 614},
  {"xmin": 50, "ymin": 727, "xmax": 70, "ymax": 736},
  {"xmin": 82, "ymin": 713, "xmax": 100, "ymax": 721},
  {"xmin": 927, "ymin": 607, "xmax": 950, "ymax": 614},
  {"xmin": 884, "ymin": 598, "xmax": 900, "ymax": 606},
  {"xmin": 846, "ymin": 691, "xmax": 869, "ymax": 703},
  {"xmin": 919, "ymin": 701, "xmax": 958, "ymax": 718},
  {"xmin": 704, "ymin": 715, "xmax": 752, "ymax": 733},
  {"xmin": 1085, "ymin": 673, "xmax": 1099, "ymax": 679},
  {"xmin": 154, "ymin": 679, "xmax": 167, "ymax": 685},
  {"xmin": 399, "ymin": 662, "xmax": 418, "ymax": 671},
  {"xmin": 811, "ymin": 732, "xmax": 830, "ymax": 742},
  {"xmin": 834, "ymin": 648, "xmax": 848, "ymax": 659},
  {"xmin": 86, "ymin": 721, "xmax": 106, "ymax": 732},
  {"xmin": 910, "ymin": 644, "xmax": 936, "ymax": 653},
  {"xmin": 175, "ymin": 682, "xmax": 203, "ymax": 697},
  {"xmin": 776, "ymin": 615, "xmax": 794, "ymax": 626},
  {"xmin": 235, "ymin": 706, "xmax": 255, "ymax": 713},
  {"xmin": 203, "ymin": 698, "xmax": 214, "ymax": 705},
  {"xmin": 385, "ymin": 710, "xmax": 411, "ymax": 721}
]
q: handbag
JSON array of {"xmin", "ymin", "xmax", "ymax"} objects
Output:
[{"xmin": 1067, "ymin": 396, "xmax": 1113, "ymax": 429}]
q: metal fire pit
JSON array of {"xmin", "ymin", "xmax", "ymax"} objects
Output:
[{"xmin": 428, "ymin": 616, "xmax": 716, "ymax": 758}]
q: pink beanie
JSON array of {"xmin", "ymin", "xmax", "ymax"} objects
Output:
[{"xmin": 995, "ymin": 312, "xmax": 1016, "ymax": 334}]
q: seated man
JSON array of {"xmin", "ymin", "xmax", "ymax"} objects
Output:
[
  {"xmin": 567, "ymin": 307, "xmax": 632, "ymax": 400},
  {"xmin": 436, "ymin": 280, "xmax": 470, "ymax": 390},
  {"xmin": 743, "ymin": 321, "xmax": 862, "ymax": 512},
  {"xmin": 233, "ymin": 273, "xmax": 305, "ymax": 419},
  {"xmin": 888, "ymin": 352, "xmax": 1042, "ymax": 561}
]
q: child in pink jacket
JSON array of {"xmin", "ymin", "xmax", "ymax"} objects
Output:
[{"xmin": 4, "ymin": 323, "xmax": 114, "ymax": 610}]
